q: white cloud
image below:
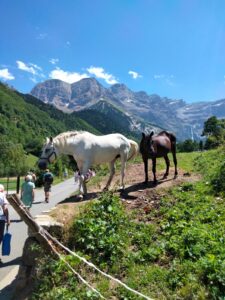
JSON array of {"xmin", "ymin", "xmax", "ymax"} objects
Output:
[
  {"xmin": 49, "ymin": 58, "xmax": 59, "ymax": 65},
  {"xmin": 30, "ymin": 63, "xmax": 42, "ymax": 71},
  {"xmin": 0, "ymin": 68, "xmax": 15, "ymax": 80},
  {"xmin": 128, "ymin": 70, "xmax": 142, "ymax": 79},
  {"xmin": 49, "ymin": 67, "xmax": 89, "ymax": 83},
  {"xmin": 87, "ymin": 66, "xmax": 118, "ymax": 84},
  {"xmin": 16, "ymin": 60, "xmax": 45, "ymax": 83},
  {"xmin": 16, "ymin": 60, "xmax": 37, "ymax": 75}
]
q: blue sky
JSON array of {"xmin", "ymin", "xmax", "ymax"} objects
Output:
[{"xmin": 1, "ymin": 0, "xmax": 225, "ymax": 103}]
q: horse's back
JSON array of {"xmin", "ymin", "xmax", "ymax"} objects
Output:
[
  {"xmin": 152, "ymin": 135, "xmax": 171, "ymax": 157},
  {"xmin": 76, "ymin": 132, "xmax": 131, "ymax": 164}
]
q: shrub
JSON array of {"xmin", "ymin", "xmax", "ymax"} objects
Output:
[{"xmin": 69, "ymin": 192, "xmax": 130, "ymax": 268}]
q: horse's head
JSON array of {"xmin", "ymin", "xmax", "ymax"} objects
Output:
[
  {"xmin": 38, "ymin": 137, "xmax": 58, "ymax": 170},
  {"xmin": 139, "ymin": 131, "xmax": 155, "ymax": 156}
]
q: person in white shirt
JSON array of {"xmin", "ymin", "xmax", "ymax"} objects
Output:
[{"xmin": 0, "ymin": 184, "xmax": 10, "ymax": 263}]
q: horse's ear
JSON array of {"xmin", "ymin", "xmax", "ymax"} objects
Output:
[
  {"xmin": 50, "ymin": 136, "xmax": 53, "ymax": 143},
  {"xmin": 150, "ymin": 131, "xmax": 154, "ymax": 137},
  {"xmin": 142, "ymin": 132, "xmax": 146, "ymax": 139},
  {"xmin": 46, "ymin": 137, "xmax": 49, "ymax": 143}
]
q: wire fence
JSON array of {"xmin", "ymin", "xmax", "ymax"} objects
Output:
[
  {"xmin": 7, "ymin": 193, "xmax": 154, "ymax": 300},
  {"xmin": 44, "ymin": 230, "xmax": 154, "ymax": 300}
]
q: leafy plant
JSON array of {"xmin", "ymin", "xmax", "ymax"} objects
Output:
[{"xmin": 69, "ymin": 192, "xmax": 130, "ymax": 268}]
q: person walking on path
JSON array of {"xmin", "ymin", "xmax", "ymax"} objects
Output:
[
  {"xmin": 27, "ymin": 170, "xmax": 37, "ymax": 183},
  {"xmin": 43, "ymin": 169, "xmax": 54, "ymax": 203},
  {"xmin": 0, "ymin": 184, "xmax": 10, "ymax": 263},
  {"xmin": 21, "ymin": 174, "xmax": 35, "ymax": 210}
]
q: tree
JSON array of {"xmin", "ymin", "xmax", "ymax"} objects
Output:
[
  {"xmin": 0, "ymin": 136, "xmax": 28, "ymax": 176},
  {"xmin": 202, "ymin": 116, "xmax": 221, "ymax": 137},
  {"xmin": 202, "ymin": 116, "xmax": 225, "ymax": 149},
  {"xmin": 177, "ymin": 139, "xmax": 199, "ymax": 152}
]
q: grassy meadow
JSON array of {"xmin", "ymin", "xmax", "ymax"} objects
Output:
[{"xmin": 29, "ymin": 147, "xmax": 225, "ymax": 299}]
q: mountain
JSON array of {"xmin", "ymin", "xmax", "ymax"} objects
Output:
[
  {"xmin": 75, "ymin": 100, "xmax": 163, "ymax": 139},
  {"xmin": 31, "ymin": 78, "xmax": 225, "ymax": 141},
  {"xmin": 0, "ymin": 82, "xmax": 100, "ymax": 154},
  {"xmin": 1, "ymin": 82, "xmax": 155, "ymax": 156}
]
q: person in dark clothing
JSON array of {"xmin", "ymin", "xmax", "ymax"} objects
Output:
[
  {"xmin": 0, "ymin": 184, "xmax": 10, "ymax": 263},
  {"xmin": 43, "ymin": 169, "xmax": 54, "ymax": 203}
]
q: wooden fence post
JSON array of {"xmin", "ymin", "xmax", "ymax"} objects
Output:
[
  {"xmin": 6, "ymin": 193, "xmax": 57, "ymax": 256},
  {"xmin": 16, "ymin": 175, "xmax": 20, "ymax": 194}
]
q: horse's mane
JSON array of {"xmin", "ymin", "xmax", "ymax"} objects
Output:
[{"xmin": 54, "ymin": 131, "xmax": 86, "ymax": 142}]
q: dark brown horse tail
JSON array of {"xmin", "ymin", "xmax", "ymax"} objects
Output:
[{"xmin": 169, "ymin": 133, "xmax": 177, "ymax": 152}]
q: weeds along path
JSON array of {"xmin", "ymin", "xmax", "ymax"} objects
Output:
[{"xmin": 50, "ymin": 163, "xmax": 201, "ymax": 225}]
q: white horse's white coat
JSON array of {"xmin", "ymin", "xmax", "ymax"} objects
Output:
[{"xmin": 38, "ymin": 131, "xmax": 139, "ymax": 195}]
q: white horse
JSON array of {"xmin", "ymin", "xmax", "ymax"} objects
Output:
[{"xmin": 38, "ymin": 131, "xmax": 139, "ymax": 196}]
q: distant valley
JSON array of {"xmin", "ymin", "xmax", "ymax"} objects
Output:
[{"xmin": 31, "ymin": 78, "xmax": 225, "ymax": 141}]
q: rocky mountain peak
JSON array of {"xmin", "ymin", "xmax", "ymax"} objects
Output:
[
  {"xmin": 108, "ymin": 83, "xmax": 134, "ymax": 102},
  {"xmin": 30, "ymin": 79, "xmax": 71, "ymax": 105},
  {"xmin": 30, "ymin": 77, "xmax": 225, "ymax": 141}
]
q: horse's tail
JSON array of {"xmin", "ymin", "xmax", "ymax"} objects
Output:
[
  {"xmin": 128, "ymin": 139, "xmax": 139, "ymax": 161},
  {"xmin": 169, "ymin": 133, "xmax": 177, "ymax": 153}
]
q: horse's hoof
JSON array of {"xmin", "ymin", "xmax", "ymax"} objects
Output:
[{"xmin": 77, "ymin": 194, "xmax": 84, "ymax": 201}]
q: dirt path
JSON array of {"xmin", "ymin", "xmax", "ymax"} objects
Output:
[
  {"xmin": 97, "ymin": 163, "xmax": 200, "ymax": 210},
  {"xmin": 52, "ymin": 163, "xmax": 200, "ymax": 224}
]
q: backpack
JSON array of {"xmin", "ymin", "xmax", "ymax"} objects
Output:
[{"xmin": 44, "ymin": 172, "xmax": 53, "ymax": 184}]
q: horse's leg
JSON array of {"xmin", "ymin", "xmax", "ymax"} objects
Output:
[
  {"xmin": 152, "ymin": 157, "xmax": 157, "ymax": 183},
  {"xmin": 104, "ymin": 159, "xmax": 116, "ymax": 191},
  {"xmin": 172, "ymin": 150, "xmax": 178, "ymax": 178},
  {"xmin": 143, "ymin": 157, "xmax": 148, "ymax": 183},
  {"xmin": 120, "ymin": 157, "xmax": 127, "ymax": 190},
  {"xmin": 77, "ymin": 161, "xmax": 89, "ymax": 197},
  {"xmin": 163, "ymin": 154, "xmax": 170, "ymax": 178}
]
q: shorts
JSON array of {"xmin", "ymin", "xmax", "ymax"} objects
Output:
[{"xmin": 44, "ymin": 183, "xmax": 51, "ymax": 192}]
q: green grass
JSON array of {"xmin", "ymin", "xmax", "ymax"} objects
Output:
[{"xmin": 30, "ymin": 148, "xmax": 225, "ymax": 300}]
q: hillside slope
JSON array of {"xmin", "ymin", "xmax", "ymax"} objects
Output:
[{"xmin": 0, "ymin": 83, "xmax": 98, "ymax": 153}]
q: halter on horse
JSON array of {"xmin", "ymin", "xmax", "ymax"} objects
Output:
[
  {"xmin": 38, "ymin": 131, "xmax": 139, "ymax": 196},
  {"xmin": 140, "ymin": 130, "xmax": 178, "ymax": 184}
]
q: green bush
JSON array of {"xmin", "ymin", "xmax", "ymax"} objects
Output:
[{"xmin": 69, "ymin": 192, "xmax": 130, "ymax": 268}]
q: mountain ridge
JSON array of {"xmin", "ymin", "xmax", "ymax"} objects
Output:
[{"xmin": 30, "ymin": 78, "xmax": 225, "ymax": 141}]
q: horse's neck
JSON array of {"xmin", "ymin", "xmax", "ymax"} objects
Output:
[{"xmin": 54, "ymin": 138, "xmax": 76, "ymax": 156}]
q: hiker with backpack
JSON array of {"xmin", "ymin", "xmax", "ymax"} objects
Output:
[{"xmin": 43, "ymin": 169, "xmax": 54, "ymax": 203}]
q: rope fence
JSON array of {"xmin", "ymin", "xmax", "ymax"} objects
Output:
[
  {"xmin": 45, "ymin": 230, "xmax": 154, "ymax": 300},
  {"xmin": 7, "ymin": 193, "xmax": 154, "ymax": 300}
]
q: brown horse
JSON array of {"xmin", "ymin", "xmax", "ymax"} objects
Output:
[{"xmin": 139, "ymin": 131, "xmax": 178, "ymax": 184}]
